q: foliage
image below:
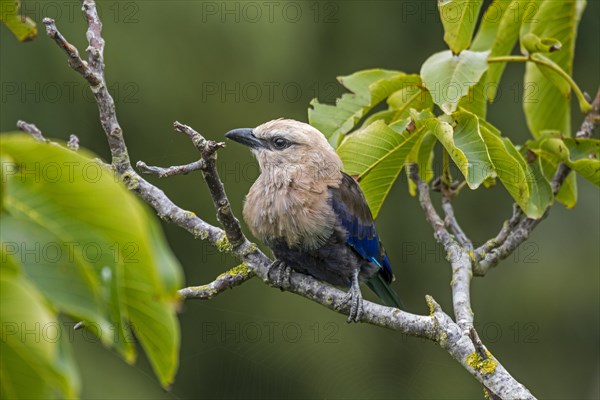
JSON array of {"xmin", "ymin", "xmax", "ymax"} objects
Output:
[
  {"xmin": 0, "ymin": 0, "xmax": 37, "ymax": 41},
  {"xmin": 309, "ymin": 0, "xmax": 597, "ymax": 219},
  {"xmin": 0, "ymin": 135, "xmax": 183, "ymax": 398}
]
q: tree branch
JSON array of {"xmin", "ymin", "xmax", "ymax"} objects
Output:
[
  {"xmin": 172, "ymin": 121, "xmax": 245, "ymax": 249},
  {"xmin": 17, "ymin": 120, "xmax": 46, "ymax": 142},
  {"xmin": 67, "ymin": 134, "xmax": 80, "ymax": 150},
  {"xmin": 42, "ymin": 17, "xmax": 101, "ymax": 86},
  {"xmin": 35, "ymin": 1, "xmax": 538, "ymax": 397},
  {"xmin": 137, "ymin": 160, "xmax": 204, "ymax": 178},
  {"xmin": 179, "ymin": 263, "xmax": 254, "ymax": 299},
  {"xmin": 440, "ymin": 179, "xmax": 473, "ymax": 250},
  {"xmin": 474, "ymin": 204, "xmax": 523, "ymax": 259},
  {"xmin": 408, "ymin": 165, "xmax": 474, "ymax": 332},
  {"xmin": 474, "ymin": 87, "xmax": 600, "ymax": 275}
]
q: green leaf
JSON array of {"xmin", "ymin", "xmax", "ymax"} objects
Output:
[
  {"xmin": 438, "ymin": 0, "xmax": 484, "ymax": 53},
  {"xmin": 470, "ymin": 0, "xmax": 512, "ymax": 51},
  {"xmin": 420, "ymin": 50, "xmax": 490, "ymax": 114},
  {"xmin": 423, "ymin": 113, "xmax": 493, "ymax": 189},
  {"xmin": 529, "ymin": 53, "xmax": 571, "ymax": 96},
  {"xmin": 537, "ymin": 137, "xmax": 600, "ymax": 186},
  {"xmin": 457, "ymin": 72, "xmax": 488, "ymax": 118},
  {"xmin": 386, "ymin": 74, "xmax": 434, "ymax": 121},
  {"xmin": 308, "ymin": 69, "xmax": 406, "ymax": 146},
  {"xmin": 522, "ymin": 0, "xmax": 587, "ymax": 137},
  {"xmin": 471, "ymin": 0, "xmax": 538, "ymax": 101},
  {"xmin": 0, "ymin": 134, "xmax": 183, "ymax": 388},
  {"xmin": 555, "ymin": 172, "xmax": 577, "ymax": 208},
  {"xmin": 1, "ymin": 215, "xmax": 109, "ymax": 334},
  {"xmin": 0, "ymin": 0, "xmax": 37, "ymax": 41},
  {"xmin": 0, "ymin": 253, "xmax": 79, "ymax": 399},
  {"xmin": 337, "ymin": 120, "xmax": 423, "ymax": 218},
  {"xmin": 477, "ymin": 117, "xmax": 531, "ymax": 215},
  {"xmin": 406, "ymin": 131, "xmax": 437, "ymax": 197},
  {"xmin": 362, "ymin": 109, "xmax": 398, "ymax": 127},
  {"xmin": 524, "ymin": 155, "xmax": 554, "ymax": 216},
  {"xmin": 525, "ymin": 135, "xmax": 578, "ymax": 208}
]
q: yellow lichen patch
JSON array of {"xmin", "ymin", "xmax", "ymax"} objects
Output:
[
  {"xmin": 242, "ymin": 243, "xmax": 258, "ymax": 256},
  {"xmin": 216, "ymin": 235, "xmax": 233, "ymax": 252},
  {"xmin": 467, "ymin": 249, "xmax": 476, "ymax": 262},
  {"xmin": 192, "ymin": 226, "xmax": 208, "ymax": 240},
  {"xmin": 425, "ymin": 295, "xmax": 436, "ymax": 316},
  {"xmin": 466, "ymin": 349, "xmax": 497, "ymax": 375},
  {"xmin": 217, "ymin": 262, "xmax": 251, "ymax": 280},
  {"xmin": 483, "ymin": 387, "xmax": 490, "ymax": 399},
  {"xmin": 184, "ymin": 210, "xmax": 197, "ymax": 218},
  {"xmin": 438, "ymin": 331, "xmax": 448, "ymax": 347}
]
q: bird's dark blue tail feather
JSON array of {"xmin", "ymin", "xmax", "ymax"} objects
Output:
[{"xmin": 366, "ymin": 272, "xmax": 404, "ymax": 310}]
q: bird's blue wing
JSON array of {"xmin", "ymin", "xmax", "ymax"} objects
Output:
[{"xmin": 330, "ymin": 172, "xmax": 394, "ymax": 283}]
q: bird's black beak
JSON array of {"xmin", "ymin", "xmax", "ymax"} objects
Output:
[{"xmin": 224, "ymin": 128, "xmax": 264, "ymax": 149}]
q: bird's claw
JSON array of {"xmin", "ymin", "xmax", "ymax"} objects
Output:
[
  {"xmin": 336, "ymin": 270, "xmax": 364, "ymax": 323},
  {"xmin": 268, "ymin": 260, "xmax": 291, "ymax": 290},
  {"xmin": 337, "ymin": 287, "xmax": 364, "ymax": 323}
]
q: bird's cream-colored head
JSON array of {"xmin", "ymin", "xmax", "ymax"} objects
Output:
[
  {"xmin": 226, "ymin": 119, "xmax": 342, "ymax": 248},
  {"xmin": 225, "ymin": 119, "xmax": 342, "ymax": 184}
]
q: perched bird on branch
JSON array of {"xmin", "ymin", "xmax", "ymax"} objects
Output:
[{"xmin": 225, "ymin": 119, "xmax": 403, "ymax": 322}]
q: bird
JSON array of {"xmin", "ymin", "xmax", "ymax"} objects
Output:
[{"xmin": 225, "ymin": 119, "xmax": 403, "ymax": 322}]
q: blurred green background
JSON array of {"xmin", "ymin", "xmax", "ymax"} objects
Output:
[{"xmin": 1, "ymin": 0, "xmax": 599, "ymax": 398}]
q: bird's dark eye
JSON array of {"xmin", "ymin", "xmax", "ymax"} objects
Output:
[{"xmin": 272, "ymin": 137, "xmax": 290, "ymax": 150}]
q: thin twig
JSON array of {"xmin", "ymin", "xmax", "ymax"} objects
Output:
[
  {"xmin": 67, "ymin": 134, "xmax": 80, "ymax": 150},
  {"xmin": 17, "ymin": 120, "xmax": 46, "ymax": 142},
  {"xmin": 469, "ymin": 327, "xmax": 488, "ymax": 360},
  {"xmin": 137, "ymin": 160, "xmax": 205, "ymax": 178},
  {"xmin": 173, "ymin": 121, "xmax": 245, "ymax": 249},
  {"xmin": 442, "ymin": 196, "xmax": 473, "ymax": 250},
  {"xmin": 179, "ymin": 264, "xmax": 254, "ymax": 299},
  {"xmin": 42, "ymin": 18, "xmax": 101, "ymax": 86},
  {"xmin": 474, "ymin": 204, "xmax": 523, "ymax": 260}
]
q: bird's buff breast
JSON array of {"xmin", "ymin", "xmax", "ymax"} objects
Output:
[{"xmin": 242, "ymin": 176, "xmax": 337, "ymax": 250}]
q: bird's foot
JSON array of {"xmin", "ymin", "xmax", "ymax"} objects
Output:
[
  {"xmin": 267, "ymin": 260, "xmax": 292, "ymax": 291},
  {"xmin": 336, "ymin": 270, "xmax": 364, "ymax": 323},
  {"xmin": 338, "ymin": 286, "xmax": 364, "ymax": 323}
]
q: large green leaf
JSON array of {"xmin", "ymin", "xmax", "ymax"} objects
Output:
[
  {"xmin": 457, "ymin": 72, "xmax": 488, "ymax": 118},
  {"xmin": 420, "ymin": 50, "xmax": 490, "ymax": 114},
  {"xmin": 471, "ymin": 0, "xmax": 538, "ymax": 101},
  {"xmin": 0, "ymin": 253, "xmax": 79, "ymax": 399},
  {"xmin": 534, "ymin": 137, "xmax": 600, "ymax": 186},
  {"xmin": 1, "ymin": 216, "xmax": 108, "ymax": 333},
  {"xmin": 337, "ymin": 120, "xmax": 423, "ymax": 218},
  {"xmin": 521, "ymin": 0, "xmax": 586, "ymax": 137},
  {"xmin": 438, "ymin": 0, "xmax": 483, "ymax": 53},
  {"xmin": 523, "ymin": 154, "xmax": 554, "ymax": 216},
  {"xmin": 476, "ymin": 116, "xmax": 531, "ymax": 215},
  {"xmin": 0, "ymin": 0, "xmax": 37, "ymax": 41},
  {"xmin": 529, "ymin": 53, "xmax": 571, "ymax": 97},
  {"xmin": 386, "ymin": 74, "xmax": 434, "ymax": 121},
  {"xmin": 471, "ymin": 0, "xmax": 537, "ymax": 101},
  {"xmin": 406, "ymin": 131, "xmax": 437, "ymax": 197},
  {"xmin": 553, "ymin": 167, "xmax": 578, "ymax": 208},
  {"xmin": 0, "ymin": 134, "xmax": 183, "ymax": 388},
  {"xmin": 526, "ymin": 134, "xmax": 577, "ymax": 208},
  {"xmin": 423, "ymin": 114, "xmax": 493, "ymax": 189},
  {"xmin": 470, "ymin": 0, "xmax": 512, "ymax": 51},
  {"xmin": 308, "ymin": 69, "xmax": 406, "ymax": 146}
]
